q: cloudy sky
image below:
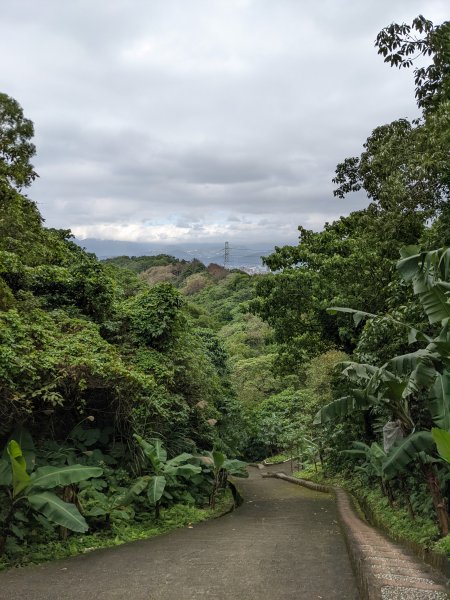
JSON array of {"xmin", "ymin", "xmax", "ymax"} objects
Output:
[{"xmin": 1, "ymin": 0, "xmax": 446, "ymax": 248}]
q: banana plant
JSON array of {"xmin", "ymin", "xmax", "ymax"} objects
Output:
[
  {"xmin": 342, "ymin": 441, "xmax": 392, "ymax": 498},
  {"xmin": 0, "ymin": 438, "xmax": 102, "ymax": 555},
  {"xmin": 343, "ymin": 441, "xmax": 386, "ymax": 478},
  {"xmin": 316, "ymin": 246, "xmax": 450, "ymax": 435},
  {"xmin": 132, "ymin": 435, "xmax": 202, "ymax": 518},
  {"xmin": 318, "ymin": 246, "xmax": 450, "ymax": 535},
  {"xmin": 202, "ymin": 450, "xmax": 247, "ymax": 508},
  {"xmin": 313, "ymin": 362, "xmax": 414, "ymax": 431}
]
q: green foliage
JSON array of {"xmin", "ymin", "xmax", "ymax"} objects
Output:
[
  {"xmin": 375, "ymin": 16, "xmax": 450, "ymax": 112},
  {"xmin": 192, "ymin": 271, "xmax": 256, "ymax": 329},
  {"xmin": 315, "ymin": 245, "xmax": 450, "ymax": 533},
  {"xmin": 251, "ymin": 212, "xmax": 411, "ymax": 372},
  {"xmin": 0, "ymin": 93, "xmax": 37, "ymax": 189},
  {"xmin": 132, "ymin": 435, "xmax": 202, "ymax": 515},
  {"xmin": 382, "ymin": 432, "xmax": 435, "ymax": 480},
  {"xmin": 1, "ymin": 12, "xmax": 448, "ymax": 564},
  {"xmin": 397, "ymin": 246, "xmax": 450, "ymax": 324},
  {"xmin": 343, "ymin": 441, "xmax": 386, "ymax": 479},
  {"xmin": 0, "ymin": 436, "xmax": 102, "ymax": 554},
  {"xmin": 219, "ymin": 313, "xmax": 272, "ymax": 359},
  {"xmin": 204, "ymin": 449, "xmax": 247, "ymax": 508},
  {"xmin": 0, "ymin": 491, "xmax": 234, "ymax": 571},
  {"xmin": 229, "ymin": 354, "xmax": 283, "ymax": 406},
  {"xmin": 432, "ymin": 428, "xmax": 450, "ymax": 463},
  {"xmin": 123, "ymin": 283, "xmax": 185, "ymax": 348},
  {"xmin": 103, "ymin": 254, "xmax": 178, "ymax": 274}
]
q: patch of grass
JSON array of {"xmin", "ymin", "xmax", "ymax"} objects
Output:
[
  {"xmin": 293, "ymin": 469, "xmax": 440, "ymax": 551},
  {"xmin": 0, "ymin": 491, "xmax": 234, "ymax": 571},
  {"xmin": 433, "ymin": 534, "xmax": 450, "ymax": 554},
  {"xmin": 264, "ymin": 453, "xmax": 291, "ymax": 464},
  {"xmin": 295, "ymin": 464, "xmax": 323, "ymax": 480}
]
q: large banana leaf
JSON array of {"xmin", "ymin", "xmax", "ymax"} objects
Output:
[
  {"xmin": 29, "ymin": 464, "xmax": 103, "ymax": 491},
  {"xmin": 129, "ymin": 476, "xmax": 150, "ymax": 496},
  {"xmin": 382, "ymin": 431, "xmax": 435, "ymax": 480},
  {"xmin": 212, "ymin": 450, "xmax": 225, "ymax": 470},
  {"xmin": 166, "ymin": 453, "xmax": 195, "ymax": 468},
  {"xmin": 341, "ymin": 362, "xmax": 379, "ymax": 382},
  {"xmin": 402, "ymin": 360, "xmax": 438, "ymax": 398},
  {"xmin": 6, "ymin": 428, "xmax": 35, "ymax": 471},
  {"xmin": 28, "ymin": 491, "xmax": 88, "ymax": 532},
  {"xmin": 223, "ymin": 459, "xmax": 248, "ymax": 477},
  {"xmin": 387, "ymin": 349, "xmax": 434, "ymax": 377},
  {"xmin": 133, "ymin": 435, "xmax": 166, "ymax": 471},
  {"xmin": 313, "ymin": 392, "xmax": 373, "ymax": 425},
  {"xmin": 397, "ymin": 247, "xmax": 450, "ymax": 324},
  {"xmin": 147, "ymin": 475, "xmax": 166, "ymax": 504},
  {"xmin": 384, "ymin": 348, "xmax": 439, "ymax": 400},
  {"xmin": 342, "ymin": 448, "xmax": 367, "ymax": 457},
  {"xmin": 7, "ymin": 441, "xmax": 31, "ymax": 497},
  {"xmin": 369, "ymin": 442, "xmax": 386, "ymax": 459},
  {"xmin": 148, "ymin": 438, "xmax": 167, "ymax": 464},
  {"xmin": 418, "ymin": 286, "xmax": 450, "ymax": 324},
  {"xmin": 342, "ymin": 441, "xmax": 371, "ymax": 456},
  {"xmin": 383, "ymin": 379, "xmax": 407, "ymax": 401},
  {"xmin": 173, "ymin": 464, "xmax": 202, "ymax": 478},
  {"xmin": 428, "ymin": 372, "xmax": 450, "ymax": 430},
  {"xmin": 432, "ymin": 428, "xmax": 450, "ymax": 463},
  {"xmin": 396, "ymin": 245, "xmax": 422, "ymax": 278},
  {"xmin": 342, "ymin": 442, "xmax": 385, "ymax": 460},
  {"xmin": 397, "ymin": 247, "xmax": 448, "ymax": 285},
  {"xmin": 429, "ymin": 320, "xmax": 450, "ymax": 358}
]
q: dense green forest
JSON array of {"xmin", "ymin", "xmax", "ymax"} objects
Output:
[{"xmin": 0, "ymin": 13, "xmax": 449, "ymax": 566}]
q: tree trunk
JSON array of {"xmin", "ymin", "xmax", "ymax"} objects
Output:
[
  {"xmin": 423, "ymin": 464, "xmax": 448, "ymax": 536},
  {"xmin": 60, "ymin": 484, "xmax": 80, "ymax": 539}
]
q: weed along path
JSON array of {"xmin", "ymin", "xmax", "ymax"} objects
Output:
[{"xmin": 0, "ymin": 465, "xmax": 358, "ymax": 600}]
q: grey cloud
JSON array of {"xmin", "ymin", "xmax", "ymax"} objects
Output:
[{"xmin": 1, "ymin": 0, "xmax": 446, "ymax": 246}]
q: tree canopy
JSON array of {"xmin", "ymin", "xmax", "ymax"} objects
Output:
[{"xmin": 0, "ymin": 93, "xmax": 37, "ymax": 189}]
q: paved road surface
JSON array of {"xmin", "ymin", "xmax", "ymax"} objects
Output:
[{"xmin": 0, "ymin": 465, "xmax": 359, "ymax": 599}]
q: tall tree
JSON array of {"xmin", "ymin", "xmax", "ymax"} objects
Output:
[
  {"xmin": 0, "ymin": 92, "xmax": 37, "ymax": 189},
  {"xmin": 253, "ymin": 16, "xmax": 449, "ymax": 372},
  {"xmin": 375, "ymin": 15, "xmax": 450, "ymax": 112}
]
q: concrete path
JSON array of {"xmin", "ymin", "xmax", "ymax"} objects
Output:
[{"xmin": 0, "ymin": 465, "xmax": 359, "ymax": 599}]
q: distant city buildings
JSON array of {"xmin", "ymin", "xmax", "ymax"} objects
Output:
[{"xmin": 234, "ymin": 265, "xmax": 270, "ymax": 275}]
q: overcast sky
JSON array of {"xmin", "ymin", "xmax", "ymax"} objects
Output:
[{"xmin": 1, "ymin": 0, "xmax": 447, "ymax": 247}]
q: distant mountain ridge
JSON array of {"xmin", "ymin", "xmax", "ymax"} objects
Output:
[{"xmin": 74, "ymin": 238, "xmax": 274, "ymax": 269}]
